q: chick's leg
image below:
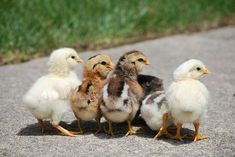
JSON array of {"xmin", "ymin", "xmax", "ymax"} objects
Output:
[
  {"xmin": 95, "ymin": 117, "xmax": 102, "ymax": 134},
  {"xmin": 193, "ymin": 122, "xmax": 207, "ymax": 141},
  {"xmin": 107, "ymin": 120, "xmax": 114, "ymax": 136},
  {"xmin": 77, "ymin": 118, "xmax": 83, "ymax": 134},
  {"xmin": 53, "ymin": 124, "xmax": 76, "ymax": 137},
  {"xmin": 125, "ymin": 120, "xmax": 136, "ymax": 136},
  {"xmin": 69, "ymin": 118, "xmax": 84, "ymax": 134},
  {"xmin": 154, "ymin": 113, "xmax": 169, "ymax": 139},
  {"xmin": 38, "ymin": 119, "xmax": 46, "ymax": 133},
  {"xmin": 37, "ymin": 119, "xmax": 55, "ymax": 133},
  {"xmin": 170, "ymin": 123, "xmax": 183, "ymax": 141}
]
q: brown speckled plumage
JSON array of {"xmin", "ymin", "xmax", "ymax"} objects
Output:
[
  {"xmin": 100, "ymin": 51, "xmax": 150, "ymax": 136},
  {"xmin": 71, "ymin": 54, "xmax": 114, "ymax": 133}
]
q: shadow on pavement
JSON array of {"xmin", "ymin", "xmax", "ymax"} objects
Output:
[
  {"xmin": 94, "ymin": 117, "xmax": 195, "ymax": 145},
  {"xmin": 17, "ymin": 117, "xmax": 196, "ymax": 145},
  {"xmin": 17, "ymin": 120, "xmax": 104, "ymax": 136}
]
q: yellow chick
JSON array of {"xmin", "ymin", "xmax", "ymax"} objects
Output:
[
  {"xmin": 100, "ymin": 51, "xmax": 150, "ymax": 136},
  {"xmin": 71, "ymin": 54, "xmax": 114, "ymax": 134},
  {"xmin": 165, "ymin": 59, "xmax": 210, "ymax": 141},
  {"xmin": 23, "ymin": 48, "xmax": 83, "ymax": 137}
]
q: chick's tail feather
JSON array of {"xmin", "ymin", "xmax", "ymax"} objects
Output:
[{"xmin": 23, "ymin": 95, "xmax": 38, "ymax": 109}]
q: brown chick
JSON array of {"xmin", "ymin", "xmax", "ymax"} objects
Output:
[
  {"xmin": 100, "ymin": 51, "xmax": 150, "ymax": 136},
  {"xmin": 71, "ymin": 54, "xmax": 114, "ymax": 134}
]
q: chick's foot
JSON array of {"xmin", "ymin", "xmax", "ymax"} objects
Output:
[
  {"xmin": 125, "ymin": 128, "xmax": 136, "ymax": 136},
  {"xmin": 53, "ymin": 124, "xmax": 77, "ymax": 137},
  {"xmin": 193, "ymin": 122, "xmax": 207, "ymax": 141},
  {"xmin": 104, "ymin": 121, "xmax": 114, "ymax": 136},
  {"xmin": 125, "ymin": 121, "xmax": 136, "ymax": 136},
  {"xmin": 170, "ymin": 123, "xmax": 183, "ymax": 141}
]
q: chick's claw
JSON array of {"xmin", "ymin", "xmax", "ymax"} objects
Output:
[
  {"xmin": 95, "ymin": 124, "xmax": 105, "ymax": 134},
  {"xmin": 69, "ymin": 130, "xmax": 83, "ymax": 135},
  {"xmin": 154, "ymin": 130, "xmax": 169, "ymax": 139},
  {"xmin": 125, "ymin": 128, "xmax": 136, "ymax": 136},
  {"xmin": 125, "ymin": 121, "xmax": 137, "ymax": 136},
  {"xmin": 95, "ymin": 128, "xmax": 102, "ymax": 134},
  {"xmin": 104, "ymin": 127, "xmax": 114, "ymax": 136},
  {"xmin": 53, "ymin": 124, "xmax": 77, "ymax": 137},
  {"xmin": 194, "ymin": 135, "xmax": 208, "ymax": 141},
  {"xmin": 170, "ymin": 134, "xmax": 183, "ymax": 141}
]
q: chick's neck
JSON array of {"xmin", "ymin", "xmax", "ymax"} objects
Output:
[
  {"xmin": 48, "ymin": 65, "xmax": 72, "ymax": 77},
  {"xmin": 83, "ymin": 73, "xmax": 107, "ymax": 88},
  {"xmin": 175, "ymin": 77, "xmax": 200, "ymax": 82},
  {"xmin": 115, "ymin": 65, "xmax": 138, "ymax": 80}
]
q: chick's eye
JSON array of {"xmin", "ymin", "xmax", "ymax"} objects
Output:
[
  {"xmin": 71, "ymin": 56, "xmax": 75, "ymax": 59},
  {"xmin": 196, "ymin": 67, "xmax": 201, "ymax": 71},
  {"xmin": 138, "ymin": 58, "xmax": 144, "ymax": 62},
  {"xmin": 101, "ymin": 61, "xmax": 106, "ymax": 65},
  {"xmin": 146, "ymin": 82, "xmax": 150, "ymax": 86}
]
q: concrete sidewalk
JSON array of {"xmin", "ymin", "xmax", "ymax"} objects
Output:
[{"xmin": 0, "ymin": 27, "xmax": 235, "ymax": 157}]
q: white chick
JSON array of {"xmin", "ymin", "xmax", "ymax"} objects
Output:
[
  {"xmin": 166, "ymin": 59, "xmax": 209, "ymax": 141},
  {"xmin": 23, "ymin": 48, "xmax": 83, "ymax": 137}
]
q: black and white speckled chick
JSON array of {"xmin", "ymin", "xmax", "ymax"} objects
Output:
[
  {"xmin": 139, "ymin": 75, "xmax": 168, "ymax": 129},
  {"xmin": 139, "ymin": 74, "xmax": 173, "ymax": 139}
]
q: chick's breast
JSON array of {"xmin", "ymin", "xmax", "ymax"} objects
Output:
[
  {"xmin": 101, "ymin": 77, "xmax": 132, "ymax": 123},
  {"xmin": 167, "ymin": 80, "xmax": 209, "ymax": 123}
]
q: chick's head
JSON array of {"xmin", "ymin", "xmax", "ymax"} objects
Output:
[
  {"xmin": 116, "ymin": 51, "xmax": 150, "ymax": 75},
  {"xmin": 83, "ymin": 54, "xmax": 114, "ymax": 78},
  {"xmin": 138, "ymin": 74, "xmax": 164, "ymax": 95},
  {"xmin": 48, "ymin": 48, "xmax": 83, "ymax": 73},
  {"xmin": 174, "ymin": 59, "xmax": 209, "ymax": 81}
]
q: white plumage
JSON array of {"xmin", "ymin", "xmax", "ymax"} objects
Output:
[
  {"xmin": 167, "ymin": 80, "xmax": 209, "ymax": 123},
  {"xmin": 23, "ymin": 48, "xmax": 83, "ymax": 137},
  {"xmin": 141, "ymin": 91, "xmax": 168, "ymax": 131},
  {"xmin": 101, "ymin": 83, "xmax": 132, "ymax": 123},
  {"xmin": 166, "ymin": 59, "xmax": 209, "ymax": 141}
]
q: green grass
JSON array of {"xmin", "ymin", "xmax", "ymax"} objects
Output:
[{"xmin": 0, "ymin": 0, "xmax": 235, "ymax": 64}]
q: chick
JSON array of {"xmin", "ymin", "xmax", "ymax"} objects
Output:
[
  {"xmin": 71, "ymin": 54, "xmax": 114, "ymax": 134},
  {"xmin": 23, "ymin": 48, "xmax": 83, "ymax": 137},
  {"xmin": 138, "ymin": 75, "xmax": 169, "ymax": 136},
  {"xmin": 100, "ymin": 51, "xmax": 150, "ymax": 136},
  {"xmin": 137, "ymin": 74, "xmax": 164, "ymax": 117},
  {"xmin": 166, "ymin": 59, "xmax": 209, "ymax": 141}
]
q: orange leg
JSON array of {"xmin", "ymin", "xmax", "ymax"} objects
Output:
[
  {"xmin": 193, "ymin": 122, "xmax": 207, "ymax": 141},
  {"xmin": 154, "ymin": 113, "xmax": 170, "ymax": 139},
  {"xmin": 53, "ymin": 124, "xmax": 77, "ymax": 137},
  {"xmin": 37, "ymin": 119, "xmax": 55, "ymax": 133},
  {"xmin": 170, "ymin": 123, "xmax": 183, "ymax": 141},
  {"xmin": 125, "ymin": 120, "xmax": 136, "ymax": 136}
]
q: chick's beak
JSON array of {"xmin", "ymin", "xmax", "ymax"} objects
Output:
[
  {"xmin": 203, "ymin": 68, "xmax": 209, "ymax": 74},
  {"xmin": 76, "ymin": 57, "xmax": 83, "ymax": 63},
  {"xmin": 108, "ymin": 62, "xmax": 115, "ymax": 69},
  {"xmin": 144, "ymin": 59, "xmax": 151, "ymax": 65}
]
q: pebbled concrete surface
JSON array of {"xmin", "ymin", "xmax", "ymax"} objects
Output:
[{"xmin": 0, "ymin": 27, "xmax": 235, "ymax": 157}]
